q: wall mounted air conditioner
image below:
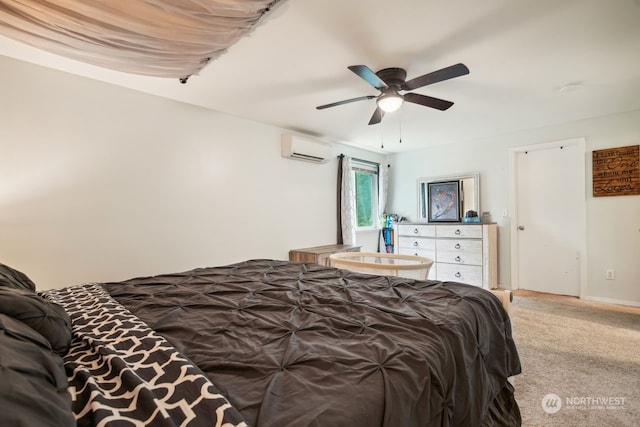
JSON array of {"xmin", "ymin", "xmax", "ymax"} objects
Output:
[{"xmin": 281, "ymin": 133, "xmax": 332, "ymax": 164}]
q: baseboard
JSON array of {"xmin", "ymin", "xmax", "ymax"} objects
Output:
[{"xmin": 583, "ymin": 295, "xmax": 640, "ymax": 308}]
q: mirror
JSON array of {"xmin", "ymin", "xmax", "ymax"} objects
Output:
[{"xmin": 417, "ymin": 173, "xmax": 480, "ymax": 222}]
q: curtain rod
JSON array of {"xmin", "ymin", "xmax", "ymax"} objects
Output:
[{"xmin": 337, "ymin": 154, "xmax": 390, "ymax": 168}]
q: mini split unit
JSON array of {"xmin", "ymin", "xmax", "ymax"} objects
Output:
[{"xmin": 281, "ymin": 133, "xmax": 332, "ymax": 163}]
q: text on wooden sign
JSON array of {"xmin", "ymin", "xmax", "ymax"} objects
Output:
[{"xmin": 592, "ymin": 145, "xmax": 639, "ymax": 197}]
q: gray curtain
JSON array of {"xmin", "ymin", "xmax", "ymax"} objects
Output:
[
  {"xmin": 339, "ymin": 156, "xmax": 356, "ymax": 246},
  {"xmin": 377, "ymin": 163, "xmax": 388, "ymax": 228},
  {"xmin": 337, "ymin": 155, "xmax": 344, "ymax": 244}
]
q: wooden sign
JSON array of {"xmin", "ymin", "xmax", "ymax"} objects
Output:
[{"xmin": 592, "ymin": 145, "xmax": 640, "ymax": 197}]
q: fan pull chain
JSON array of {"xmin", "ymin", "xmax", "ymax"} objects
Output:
[{"xmin": 399, "ymin": 113, "xmax": 403, "ymax": 144}]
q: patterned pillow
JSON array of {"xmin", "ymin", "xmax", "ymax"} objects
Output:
[
  {"xmin": 0, "ymin": 262, "xmax": 37, "ymax": 292},
  {"xmin": 0, "ymin": 287, "xmax": 72, "ymax": 356}
]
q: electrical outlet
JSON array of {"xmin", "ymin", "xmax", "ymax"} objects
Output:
[{"xmin": 605, "ymin": 270, "xmax": 616, "ymax": 280}]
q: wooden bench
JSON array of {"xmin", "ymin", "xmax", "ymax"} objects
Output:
[{"xmin": 489, "ymin": 289, "xmax": 513, "ymax": 312}]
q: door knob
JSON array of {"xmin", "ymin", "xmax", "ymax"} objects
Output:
[{"xmin": 518, "ymin": 225, "xmax": 525, "ymax": 230}]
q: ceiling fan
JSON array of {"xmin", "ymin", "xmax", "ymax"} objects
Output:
[{"xmin": 316, "ymin": 63, "xmax": 469, "ymax": 125}]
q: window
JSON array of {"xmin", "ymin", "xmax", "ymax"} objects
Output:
[{"xmin": 352, "ymin": 161, "xmax": 379, "ymax": 229}]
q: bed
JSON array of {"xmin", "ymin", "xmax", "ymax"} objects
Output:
[{"xmin": 0, "ymin": 259, "xmax": 521, "ymax": 426}]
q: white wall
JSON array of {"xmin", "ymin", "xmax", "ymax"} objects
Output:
[
  {"xmin": 388, "ymin": 110, "xmax": 640, "ymax": 306},
  {"xmin": 0, "ymin": 56, "xmax": 384, "ymax": 289}
]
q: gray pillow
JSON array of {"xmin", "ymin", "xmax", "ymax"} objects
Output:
[
  {"xmin": 0, "ymin": 287, "xmax": 72, "ymax": 356},
  {"xmin": 0, "ymin": 262, "xmax": 37, "ymax": 292},
  {"xmin": 0, "ymin": 313, "xmax": 75, "ymax": 427}
]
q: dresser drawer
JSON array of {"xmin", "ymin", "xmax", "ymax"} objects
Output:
[
  {"xmin": 436, "ymin": 239, "xmax": 483, "ymax": 265},
  {"xmin": 398, "ymin": 247, "xmax": 435, "ymax": 260},
  {"xmin": 436, "ymin": 225, "xmax": 483, "ymax": 239},
  {"xmin": 399, "ymin": 236, "xmax": 435, "ymax": 251},
  {"xmin": 397, "ymin": 224, "xmax": 436, "ymax": 237},
  {"xmin": 436, "ymin": 263, "xmax": 483, "ymax": 287}
]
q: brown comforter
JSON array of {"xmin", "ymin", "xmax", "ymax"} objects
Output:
[{"xmin": 105, "ymin": 259, "xmax": 521, "ymax": 426}]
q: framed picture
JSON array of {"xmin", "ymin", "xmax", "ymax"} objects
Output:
[{"xmin": 428, "ymin": 181, "xmax": 460, "ymax": 222}]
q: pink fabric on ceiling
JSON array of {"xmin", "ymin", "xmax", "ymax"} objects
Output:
[{"xmin": 0, "ymin": 0, "xmax": 283, "ymax": 80}]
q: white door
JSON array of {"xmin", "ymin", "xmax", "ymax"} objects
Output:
[{"xmin": 513, "ymin": 140, "xmax": 585, "ymax": 296}]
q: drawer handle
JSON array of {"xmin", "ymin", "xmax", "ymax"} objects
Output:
[
  {"xmin": 413, "ymin": 241, "xmax": 419, "ymax": 247},
  {"xmin": 413, "ymin": 228, "xmax": 419, "ymax": 234},
  {"xmin": 455, "ymin": 272, "xmax": 462, "ymax": 278},
  {"xmin": 455, "ymin": 256, "xmax": 462, "ymax": 262},
  {"xmin": 455, "ymin": 243, "xmax": 461, "ymax": 249},
  {"xmin": 455, "ymin": 229, "xmax": 461, "ymax": 235}
]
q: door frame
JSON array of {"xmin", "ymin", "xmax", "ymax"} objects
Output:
[{"xmin": 508, "ymin": 138, "xmax": 587, "ymax": 297}]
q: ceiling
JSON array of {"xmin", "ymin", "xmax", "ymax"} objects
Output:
[{"xmin": 1, "ymin": 0, "xmax": 639, "ymax": 153}]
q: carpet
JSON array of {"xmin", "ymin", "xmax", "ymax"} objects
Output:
[{"xmin": 509, "ymin": 290, "xmax": 640, "ymax": 426}]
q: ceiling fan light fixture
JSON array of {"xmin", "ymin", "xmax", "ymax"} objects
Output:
[
  {"xmin": 377, "ymin": 91, "xmax": 404, "ymax": 112},
  {"xmin": 317, "ymin": 63, "xmax": 468, "ymax": 125}
]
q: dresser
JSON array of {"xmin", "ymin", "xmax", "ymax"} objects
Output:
[
  {"xmin": 396, "ymin": 223, "xmax": 497, "ymax": 288},
  {"xmin": 289, "ymin": 244, "xmax": 361, "ymax": 266}
]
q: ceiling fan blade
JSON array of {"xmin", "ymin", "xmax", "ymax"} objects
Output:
[
  {"xmin": 316, "ymin": 95, "xmax": 376, "ymax": 110},
  {"xmin": 348, "ymin": 65, "xmax": 388, "ymax": 91},
  {"xmin": 368, "ymin": 107, "xmax": 384, "ymax": 125},
  {"xmin": 401, "ymin": 63, "xmax": 469, "ymax": 91},
  {"xmin": 403, "ymin": 92, "xmax": 454, "ymax": 111}
]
